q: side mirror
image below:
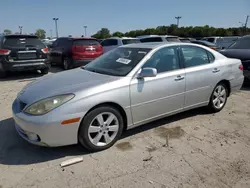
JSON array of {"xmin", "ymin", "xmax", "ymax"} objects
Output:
[{"xmin": 137, "ymin": 68, "xmax": 157, "ymax": 78}]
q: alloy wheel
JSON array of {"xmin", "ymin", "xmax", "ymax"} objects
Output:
[
  {"xmin": 212, "ymin": 85, "xmax": 227, "ymax": 109},
  {"xmin": 88, "ymin": 112, "xmax": 119, "ymax": 147}
]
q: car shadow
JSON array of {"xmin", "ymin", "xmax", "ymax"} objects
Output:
[
  {"xmin": 0, "ymin": 108, "xmax": 209, "ymax": 166},
  {"xmin": 0, "ymin": 67, "xmax": 63, "ymax": 82},
  {"xmin": 241, "ymin": 82, "xmax": 250, "ymax": 91}
]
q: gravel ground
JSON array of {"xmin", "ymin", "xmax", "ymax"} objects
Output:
[{"xmin": 0, "ymin": 68, "xmax": 250, "ymax": 188}]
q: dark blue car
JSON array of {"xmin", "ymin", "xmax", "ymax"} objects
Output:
[{"xmin": 220, "ymin": 35, "xmax": 250, "ymax": 81}]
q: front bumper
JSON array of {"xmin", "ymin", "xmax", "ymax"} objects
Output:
[
  {"xmin": 12, "ymin": 99, "xmax": 83, "ymax": 147},
  {"xmin": 1, "ymin": 59, "xmax": 50, "ymax": 72}
]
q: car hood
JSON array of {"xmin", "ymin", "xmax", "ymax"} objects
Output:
[
  {"xmin": 18, "ymin": 68, "xmax": 120, "ymax": 104},
  {"xmin": 220, "ymin": 49, "xmax": 250, "ymax": 60}
]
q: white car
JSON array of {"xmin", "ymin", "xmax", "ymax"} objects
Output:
[{"xmin": 101, "ymin": 37, "xmax": 140, "ymax": 53}]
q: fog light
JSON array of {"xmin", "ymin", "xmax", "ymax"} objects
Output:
[{"xmin": 27, "ymin": 133, "xmax": 39, "ymax": 141}]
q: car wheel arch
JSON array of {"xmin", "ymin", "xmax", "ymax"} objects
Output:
[
  {"xmin": 217, "ymin": 80, "xmax": 231, "ymax": 97},
  {"xmin": 77, "ymin": 102, "xmax": 128, "ymax": 137}
]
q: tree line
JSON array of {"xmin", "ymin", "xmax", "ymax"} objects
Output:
[
  {"xmin": 92, "ymin": 25, "xmax": 250, "ymax": 39},
  {"xmin": 2, "ymin": 29, "xmax": 47, "ymax": 39}
]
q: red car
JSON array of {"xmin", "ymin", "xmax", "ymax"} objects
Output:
[{"xmin": 49, "ymin": 37, "xmax": 103, "ymax": 70}]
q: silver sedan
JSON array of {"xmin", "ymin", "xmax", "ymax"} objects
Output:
[{"xmin": 12, "ymin": 42, "xmax": 244, "ymax": 151}]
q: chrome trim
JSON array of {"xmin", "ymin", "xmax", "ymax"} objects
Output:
[{"xmin": 13, "ymin": 62, "xmax": 45, "ymax": 67}]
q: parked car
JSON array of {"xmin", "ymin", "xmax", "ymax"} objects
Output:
[
  {"xmin": 191, "ymin": 40, "xmax": 218, "ymax": 50},
  {"xmin": 138, "ymin": 35, "xmax": 181, "ymax": 43},
  {"xmin": 202, "ymin": 36, "xmax": 240, "ymax": 49},
  {"xmin": 179, "ymin": 38, "xmax": 191, "ymax": 42},
  {"xmin": 49, "ymin": 37, "xmax": 103, "ymax": 70},
  {"xmin": 101, "ymin": 37, "xmax": 140, "ymax": 53},
  {"xmin": 220, "ymin": 35, "xmax": 250, "ymax": 81},
  {"xmin": 0, "ymin": 34, "xmax": 50, "ymax": 78},
  {"xmin": 12, "ymin": 42, "xmax": 244, "ymax": 151}
]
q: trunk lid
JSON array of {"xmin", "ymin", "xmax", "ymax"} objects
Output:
[{"xmin": 72, "ymin": 39, "xmax": 103, "ymax": 60}]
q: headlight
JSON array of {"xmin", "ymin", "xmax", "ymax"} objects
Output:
[{"xmin": 24, "ymin": 94, "xmax": 75, "ymax": 115}]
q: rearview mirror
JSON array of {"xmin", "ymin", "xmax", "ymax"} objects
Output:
[{"xmin": 137, "ymin": 68, "xmax": 157, "ymax": 78}]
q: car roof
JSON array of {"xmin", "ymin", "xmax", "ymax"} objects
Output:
[
  {"xmin": 137, "ymin": 35, "xmax": 178, "ymax": 39},
  {"xmin": 105, "ymin": 37, "xmax": 138, "ymax": 40},
  {"xmin": 4, "ymin": 34, "xmax": 38, "ymax": 38},
  {"xmin": 57, "ymin": 37, "xmax": 96, "ymax": 40},
  {"xmin": 121, "ymin": 41, "xmax": 219, "ymax": 49}
]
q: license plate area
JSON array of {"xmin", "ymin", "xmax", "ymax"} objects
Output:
[{"xmin": 18, "ymin": 51, "xmax": 37, "ymax": 60}]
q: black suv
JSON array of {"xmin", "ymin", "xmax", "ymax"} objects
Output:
[{"xmin": 0, "ymin": 35, "xmax": 50, "ymax": 78}]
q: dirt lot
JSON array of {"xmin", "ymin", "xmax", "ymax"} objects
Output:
[{"xmin": 0, "ymin": 68, "xmax": 250, "ymax": 188}]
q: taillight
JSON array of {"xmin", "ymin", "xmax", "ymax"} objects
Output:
[
  {"xmin": 0, "ymin": 49, "xmax": 11, "ymax": 55},
  {"xmin": 41, "ymin": 48, "xmax": 49, "ymax": 54},
  {"xmin": 239, "ymin": 64, "xmax": 244, "ymax": 71}
]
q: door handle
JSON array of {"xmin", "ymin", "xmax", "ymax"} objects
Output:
[
  {"xmin": 212, "ymin": 68, "xmax": 220, "ymax": 73},
  {"xmin": 175, "ymin": 75, "xmax": 185, "ymax": 81}
]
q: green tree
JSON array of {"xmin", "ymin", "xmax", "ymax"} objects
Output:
[
  {"xmin": 35, "ymin": 29, "xmax": 46, "ymax": 39},
  {"xmin": 92, "ymin": 28, "xmax": 111, "ymax": 39},
  {"xmin": 4, "ymin": 29, "xmax": 12, "ymax": 35},
  {"xmin": 112, "ymin": 31, "xmax": 124, "ymax": 37}
]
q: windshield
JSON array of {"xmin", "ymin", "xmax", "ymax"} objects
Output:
[
  {"xmin": 228, "ymin": 37, "xmax": 250, "ymax": 49},
  {"xmin": 84, "ymin": 47, "xmax": 151, "ymax": 76}
]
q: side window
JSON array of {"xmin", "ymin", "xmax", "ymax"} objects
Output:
[
  {"xmin": 181, "ymin": 46, "xmax": 210, "ymax": 68},
  {"xmin": 52, "ymin": 39, "xmax": 60, "ymax": 47},
  {"xmin": 207, "ymin": 51, "xmax": 215, "ymax": 62},
  {"xmin": 101, "ymin": 39, "xmax": 118, "ymax": 46},
  {"xmin": 142, "ymin": 46, "xmax": 180, "ymax": 73},
  {"xmin": 140, "ymin": 37, "xmax": 163, "ymax": 43}
]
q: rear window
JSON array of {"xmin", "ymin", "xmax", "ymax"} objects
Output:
[
  {"xmin": 3, "ymin": 36, "xmax": 45, "ymax": 48},
  {"xmin": 179, "ymin": 39, "xmax": 190, "ymax": 43},
  {"xmin": 73, "ymin": 39, "xmax": 99, "ymax": 46},
  {"xmin": 228, "ymin": 37, "xmax": 250, "ymax": 49},
  {"xmin": 122, "ymin": 39, "xmax": 140, "ymax": 45},
  {"xmin": 206, "ymin": 38, "xmax": 215, "ymax": 43},
  {"xmin": 166, "ymin": 37, "xmax": 181, "ymax": 42},
  {"xmin": 140, "ymin": 37, "xmax": 163, "ymax": 43}
]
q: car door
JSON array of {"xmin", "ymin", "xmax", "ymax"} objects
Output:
[
  {"xmin": 49, "ymin": 38, "xmax": 62, "ymax": 64},
  {"xmin": 180, "ymin": 45, "xmax": 221, "ymax": 109},
  {"xmin": 130, "ymin": 46, "xmax": 185, "ymax": 125},
  {"xmin": 101, "ymin": 39, "xmax": 118, "ymax": 53}
]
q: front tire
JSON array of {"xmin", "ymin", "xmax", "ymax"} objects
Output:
[
  {"xmin": 78, "ymin": 106, "xmax": 124, "ymax": 152},
  {"xmin": 208, "ymin": 83, "xmax": 228, "ymax": 112},
  {"xmin": 62, "ymin": 58, "xmax": 70, "ymax": 70}
]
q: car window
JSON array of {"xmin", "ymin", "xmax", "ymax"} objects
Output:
[
  {"xmin": 140, "ymin": 37, "xmax": 163, "ymax": 43},
  {"xmin": 166, "ymin": 37, "xmax": 180, "ymax": 42},
  {"xmin": 73, "ymin": 39, "xmax": 99, "ymax": 46},
  {"xmin": 101, "ymin": 39, "xmax": 118, "ymax": 46},
  {"xmin": 181, "ymin": 46, "xmax": 210, "ymax": 68},
  {"xmin": 122, "ymin": 39, "xmax": 140, "ymax": 45},
  {"xmin": 228, "ymin": 37, "xmax": 250, "ymax": 49},
  {"xmin": 207, "ymin": 51, "xmax": 215, "ymax": 62},
  {"xmin": 84, "ymin": 47, "xmax": 151, "ymax": 76},
  {"xmin": 207, "ymin": 38, "xmax": 215, "ymax": 43},
  {"xmin": 3, "ymin": 36, "xmax": 45, "ymax": 49},
  {"xmin": 142, "ymin": 46, "xmax": 180, "ymax": 73},
  {"xmin": 51, "ymin": 39, "xmax": 59, "ymax": 47}
]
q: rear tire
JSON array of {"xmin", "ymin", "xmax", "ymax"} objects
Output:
[
  {"xmin": 78, "ymin": 106, "xmax": 124, "ymax": 152},
  {"xmin": 207, "ymin": 83, "xmax": 228, "ymax": 113},
  {"xmin": 40, "ymin": 68, "xmax": 49, "ymax": 75}
]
